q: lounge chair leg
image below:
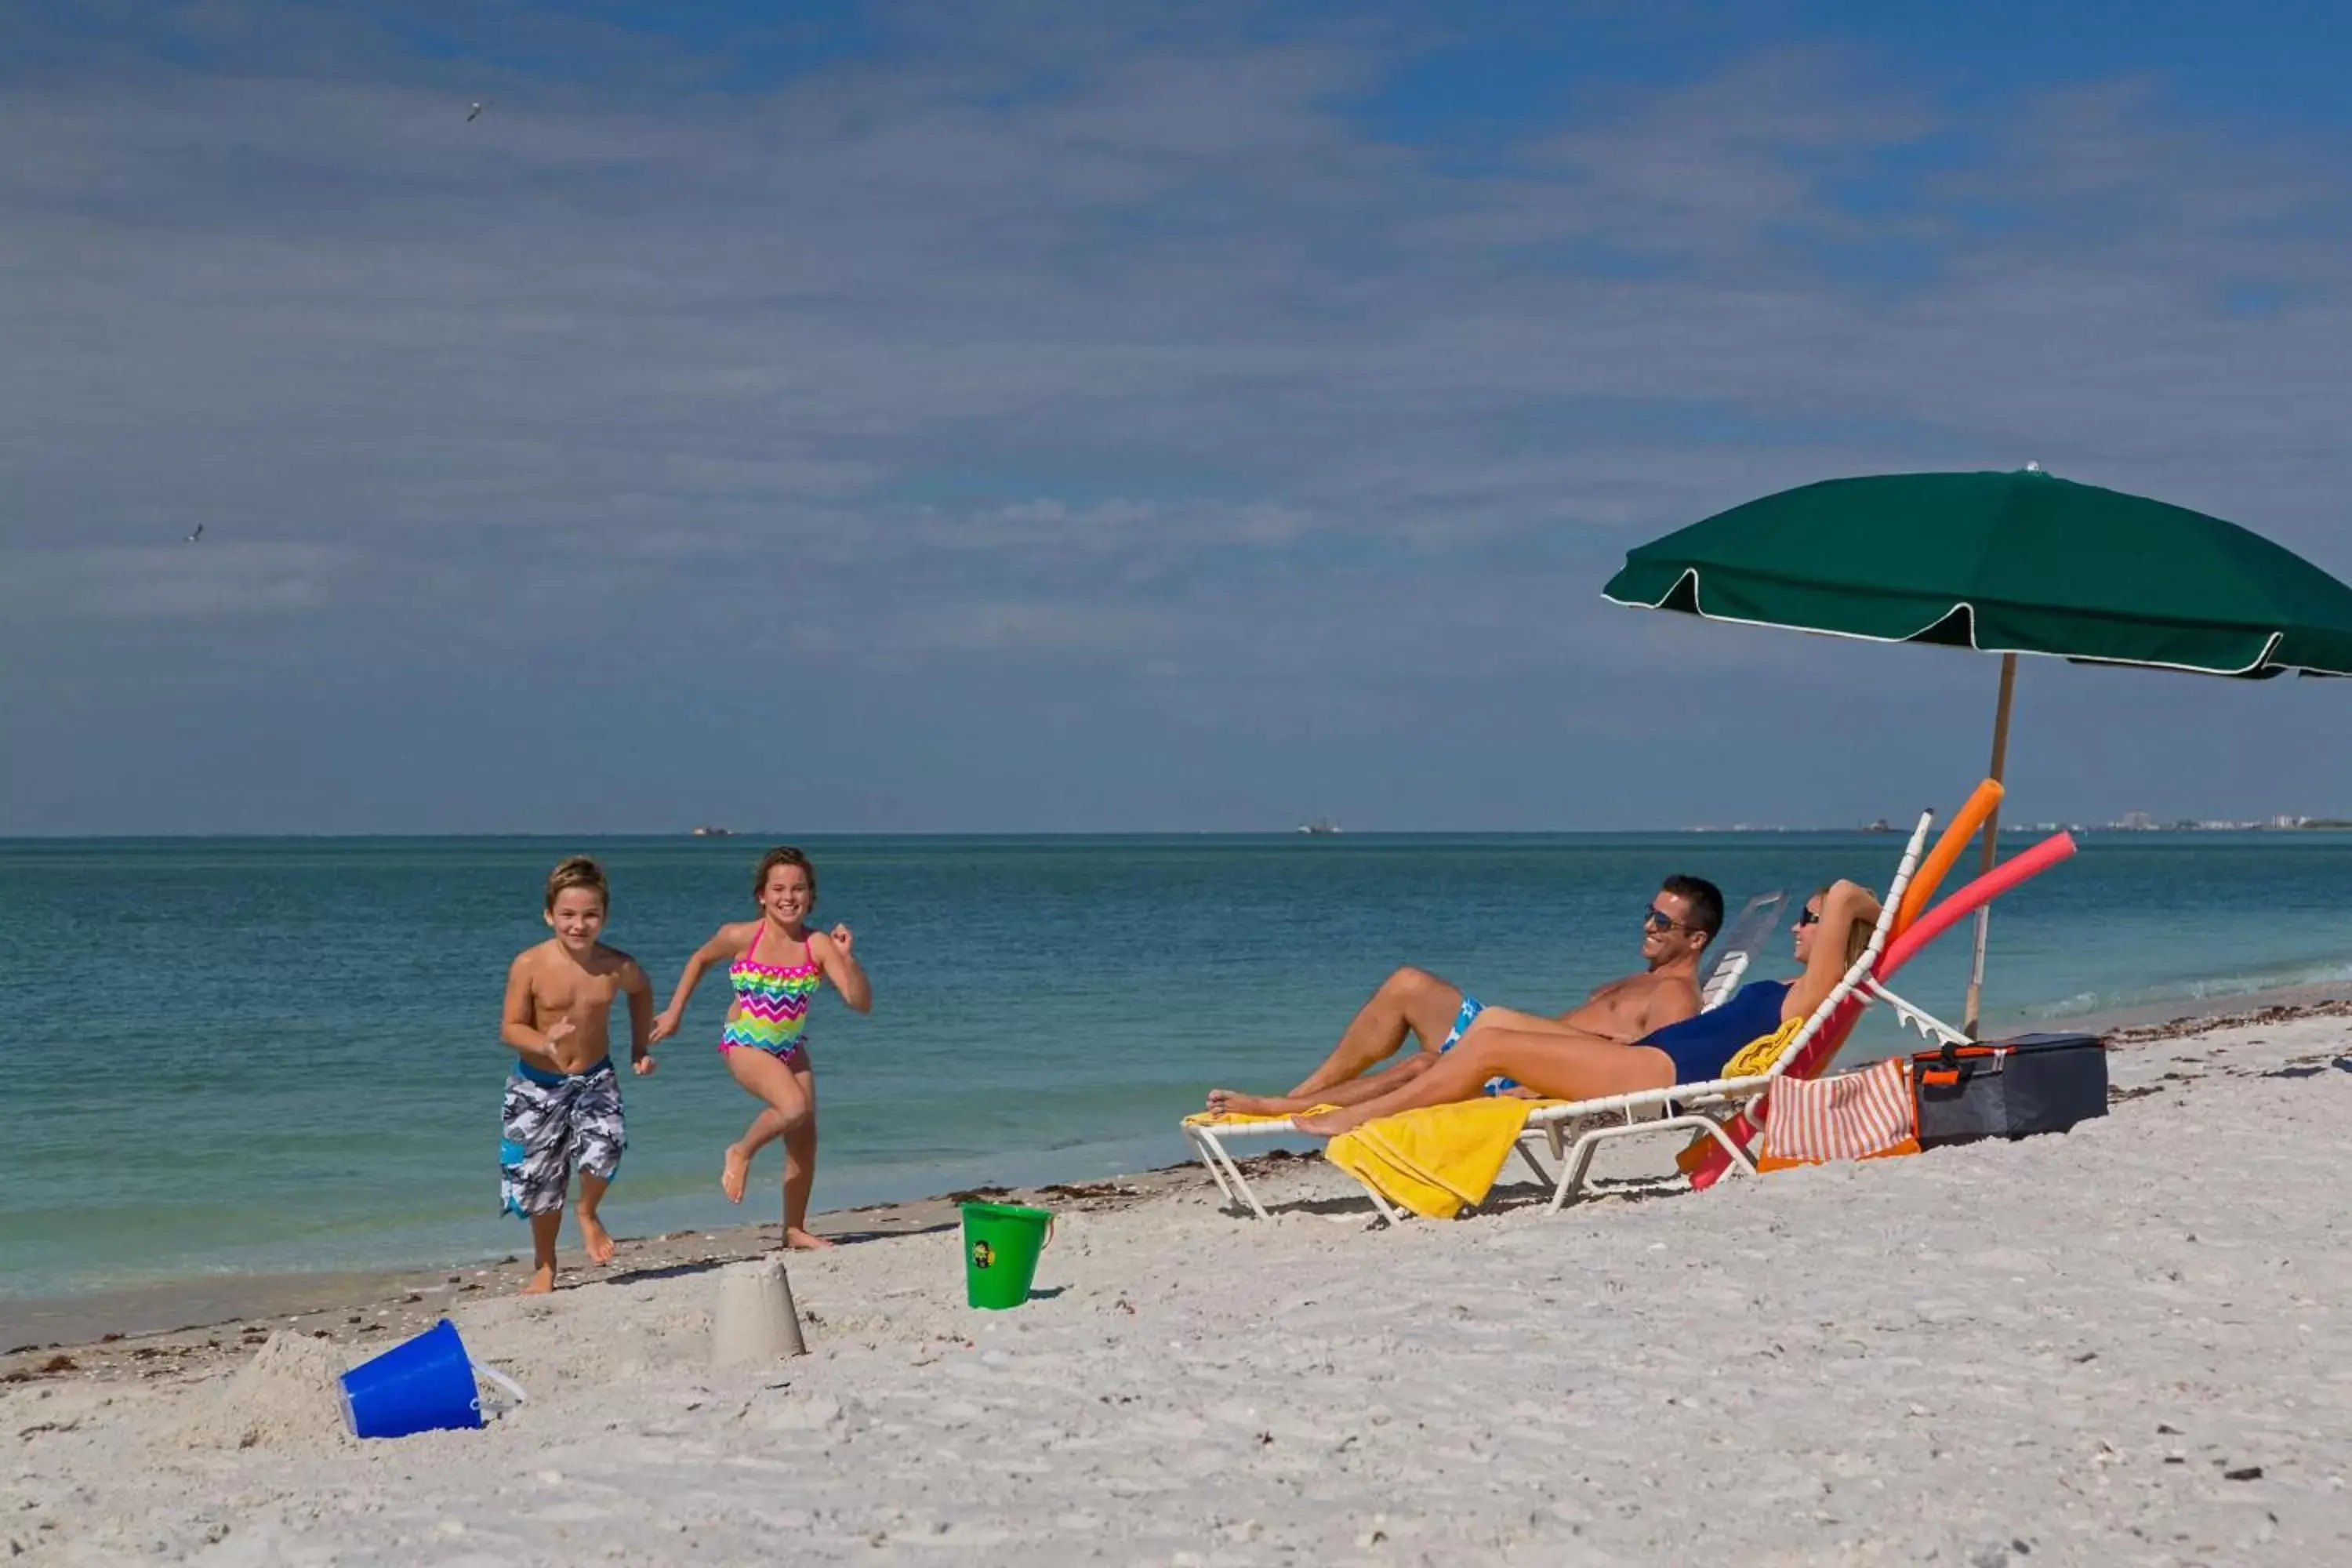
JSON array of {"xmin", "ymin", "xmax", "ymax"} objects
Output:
[
  {"xmin": 1548, "ymin": 1114, "xmax": 1730, "ymax": 1213},
  {"xmin": 1191, "ymin": 1129, "xmax": 1272, "ymax": 1219},
  {"xmin": 1218, "ymin": 1139, "xmax": 1273, "ymax": 1220},
  {"xmin": 1186, "ymin": 1128, "xmax": 1240, "ymax": 1207},
  {"xmin": 1700, "ymin": 1117, "xmax": 1759, "ymax": 1178},
  {"xmin": 1512, "ymin": 1138, "xmax": 1554, "ymax": 1189},
  {"xmin": 1359, "ymin": 1181, "xmax": 1404, "ymax": 1227},
  {"xmin": 1551, "ymin": 1131, "xmax": 1604, "ymax": 1213}
]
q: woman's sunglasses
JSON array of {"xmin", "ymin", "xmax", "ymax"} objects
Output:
[{"xmin": 1795, "ymin": 908, "xmax": 1821, "ymax": 927}]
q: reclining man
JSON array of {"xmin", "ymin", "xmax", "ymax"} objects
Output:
[{"xmin": 1203, "ymin": 875, "xmax": 1724, "ymax": 1118}]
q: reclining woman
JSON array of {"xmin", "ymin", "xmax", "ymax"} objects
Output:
[{"xmin": 1292, "ymin": 880, "xmax": 1879, "ymax": 1138}]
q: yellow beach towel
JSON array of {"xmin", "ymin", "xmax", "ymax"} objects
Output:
[
  {"xmin": 1325, "ymin": 1096, "xmax": 1551, "ymax": 1219},
  {"xmin": 1182, "ymin": 1105, "xmax": 1337, "ymax": 1127},
  {"xmin": 1722, "ymin": 1015, "xmax": 1804, "ymax": 1080}
]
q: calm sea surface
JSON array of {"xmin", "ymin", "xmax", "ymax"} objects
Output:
[{"xmin": 6, "ymin": 831, "xmax": 2351, "ymax": 1301}]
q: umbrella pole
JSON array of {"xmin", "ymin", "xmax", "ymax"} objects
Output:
[{"xmin": 1962, "ymin": 653, "xmax": 2018, "ymax": 1036}]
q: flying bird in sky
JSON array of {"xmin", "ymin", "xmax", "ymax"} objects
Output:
[
  {"xmin": 185, "ymin": 524, "xmax": 203, "ymax": 543},
  {"xmin": 467, "ymin": 100, "xmax": 490, "ymax": 122}
]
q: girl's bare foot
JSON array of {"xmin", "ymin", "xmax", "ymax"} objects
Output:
[
  {"xmin": 521, "ymin": 1266, "xmax": 556, "ymax": 1295},
  {"xmin": 720, "ymin": 1145, "xmax": 751, "ymax": 1203},
  {"xmin": 783, "ymin": 1227, "xmax": 835, "ymax": 1250},
  {"xmin": 578, "ymin": 1212, "xmax": 615, "ymax": 1265}
]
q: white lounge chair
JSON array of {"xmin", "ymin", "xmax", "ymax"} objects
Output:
[
  {"xmin": 1181, "ymin": 878, "xmax": 1864, "ymax": 1222},
  {"xmin": 1504, "ymin": 812, "xmax": 1929, "ymax": 1220}
]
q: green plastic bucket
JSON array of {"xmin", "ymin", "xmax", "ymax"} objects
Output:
[{"xmin": 960, "ymin": 1201, "xmax": 1052, "ymax": 1309}]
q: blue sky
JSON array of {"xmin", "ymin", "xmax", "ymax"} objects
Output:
[{"xmin": 4, "ymin": 1, "xmax": 2351, "ymax": 833}]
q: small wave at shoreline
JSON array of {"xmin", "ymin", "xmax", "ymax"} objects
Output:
[{"xmin": 2021, "ymin": 956, "xmax": 2352, "ymax": 1024}]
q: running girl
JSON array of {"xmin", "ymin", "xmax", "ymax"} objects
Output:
[{"xmin": 649, "ymin": 847, "xmax": 870, "ymax": 1250}]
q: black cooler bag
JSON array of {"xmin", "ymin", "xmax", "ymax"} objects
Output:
[{"xmin": 1911, "ymin": 1033, "xmax": 2109, "ymax": 1148}]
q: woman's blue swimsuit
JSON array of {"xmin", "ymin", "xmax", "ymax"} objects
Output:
[{"xmin": 1639, "ymin": 979, "xmax": 1791, "ymax": 1084}]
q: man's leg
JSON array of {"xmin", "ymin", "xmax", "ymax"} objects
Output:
[
  {"xmin": 1454, "ymin": 1004, "xmax": 1612, "ymax": 1044},
  {"xmin": 1286, "ymin": 967, "xmax": 1469, "ymax": 1098}
]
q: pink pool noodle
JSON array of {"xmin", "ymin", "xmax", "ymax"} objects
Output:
[{"xmin": 1878, "ymin": 832, "xmax": 2076, "ymax": 978}]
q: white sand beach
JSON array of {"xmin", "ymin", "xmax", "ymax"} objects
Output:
[{"xmin": 9, "ymin": 1007, "xmax": 2352, "ymax": 1566}]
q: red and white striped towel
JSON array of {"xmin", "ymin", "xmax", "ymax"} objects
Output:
[{"xmin": 1758, "ymin": 1056, "xmax": 1918, "ymax": 1168}]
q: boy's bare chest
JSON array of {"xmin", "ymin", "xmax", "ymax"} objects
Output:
[{"xmin": 535, "ymin": 966, "xmax": 621, "ymax": 1018}]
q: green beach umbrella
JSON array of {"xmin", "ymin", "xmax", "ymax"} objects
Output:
[{"xmin": 1602, "ymin": 464, "xmax": 2352, "ymax": 1029}]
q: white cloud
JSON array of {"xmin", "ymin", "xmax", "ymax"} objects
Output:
[
  {"xmin": 0, "ymin": 543, "xmax": 350, "ymax": 620},
  {"xmin": 3, "ymin": 6, "xmax": 2350, "ymax": 827}
]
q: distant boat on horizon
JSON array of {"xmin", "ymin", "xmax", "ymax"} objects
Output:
[
  {"xmin": 1298, "ymin": 818, "xmax": 1343, "ymax": 836},
  {"xmin": 690, "ymin": 826, "xmax": 734, "ymax": 837}
]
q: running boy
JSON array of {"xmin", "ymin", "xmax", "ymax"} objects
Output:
[{"xmin": 499, "ymin": 856, "xmax": 656, "ymax": 1294}]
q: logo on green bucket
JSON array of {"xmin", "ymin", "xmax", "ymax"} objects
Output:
[{"xmin": 971, "ymin": 1240, "xmax": 994, "ymax": 1269}]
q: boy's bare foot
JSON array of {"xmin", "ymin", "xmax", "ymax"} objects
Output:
[
  {"xmin": 783, "ymin": 1227, "xmax": 835, "ymax": 1250},
  {"xmin": 579, "ymin": 1212, "xmax": 615, "ymax": 1265},
  {"xmin": 521, "ymin": 1266, "xmax": 556, "ymax": 1295},
  {"xmin": 1204, "ymin": 1088, "xmax": 1292, "ymax": 1117},
  {"xmin": 720, "ymin": 1145, "xmax": 751, "ymax": 1203}
]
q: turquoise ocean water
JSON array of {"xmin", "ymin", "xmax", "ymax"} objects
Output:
[{"xmin": 6, "ymin": 831, "xmax": 2352, "ymax": 1301}]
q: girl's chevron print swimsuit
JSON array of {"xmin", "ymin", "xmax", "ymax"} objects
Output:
[{"xmin": 719, "ymin": 925, "xmax": 820, "ymax": 1060}]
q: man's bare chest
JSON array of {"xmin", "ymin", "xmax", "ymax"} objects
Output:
[{"xmin": 1588, "ymin": 975, "xmax": 1660, "ymax": 1010}]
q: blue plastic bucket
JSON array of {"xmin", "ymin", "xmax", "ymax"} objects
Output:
[{"xmin": 339, "ymin": 1319, "xmax": 524, "ymax": 1439}]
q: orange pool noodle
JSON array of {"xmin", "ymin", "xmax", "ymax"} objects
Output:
[{"xmin": 1893, "ymin": 778, "xmax": 2005, "ymax": 936}]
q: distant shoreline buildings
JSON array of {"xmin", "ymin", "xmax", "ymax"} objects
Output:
[
  {"xmin": 2093, "ymin": 811, "xmax": 2347, "ymax": 832},
  {"xmin": 1686, "ymin": 814, "xmax": 2352, "ymax": 833}
]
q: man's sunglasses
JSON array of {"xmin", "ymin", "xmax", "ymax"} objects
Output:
[{"xmin": 1642, "ymin": 907, "xmax": 1693, "ymax": 933}]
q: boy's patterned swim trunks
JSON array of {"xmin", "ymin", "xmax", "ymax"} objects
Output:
[{"xmin": 499, "ymin": 1058, "xmax": 625, "ymax": 1218}]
